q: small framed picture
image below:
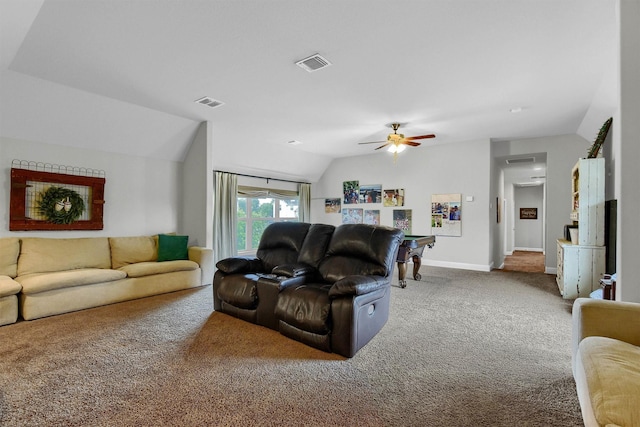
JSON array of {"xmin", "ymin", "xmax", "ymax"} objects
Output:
[{"xmin": 520, "ymin": 208, "xmax": 537, "ymax": 220}]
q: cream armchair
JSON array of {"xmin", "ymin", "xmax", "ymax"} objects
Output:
[{"xmin": 571, "ymin": 298, "xmax": 640, "ymax": 427}]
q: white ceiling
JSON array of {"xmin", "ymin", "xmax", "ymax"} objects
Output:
[{"xmin": 0, "ymin": 0, "xmax": 617, "ymax": 182}]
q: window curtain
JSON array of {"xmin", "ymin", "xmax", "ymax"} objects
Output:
[
  {"xmin": 298, "ymin": 183, "xmax": 311, "ymax": 223},
  {"xmin": 213, "ymin": 171, "xmax": 238, "ymax": 265}
]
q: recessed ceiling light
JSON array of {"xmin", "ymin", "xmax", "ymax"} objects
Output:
[
  {"xmin": 510, "ymin": 107, "xmax": 523, "ymax": 113},
  {"xmin": 287, "ymin": 140, "xmax": 302, "ymax": 145}
]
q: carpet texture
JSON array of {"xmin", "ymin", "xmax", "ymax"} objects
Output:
[{"xmin": 0, "ymin": 267, "xmax": 582, "ymax": 426}]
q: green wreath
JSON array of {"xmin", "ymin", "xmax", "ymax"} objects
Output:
[{"xmin": 37, "ymin": 186, "xmax": 86, "ymax": 224}]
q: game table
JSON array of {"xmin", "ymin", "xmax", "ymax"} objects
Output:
[{"xmin": 396, "ymin": 235, "xmax": 435, "ymax": 288}]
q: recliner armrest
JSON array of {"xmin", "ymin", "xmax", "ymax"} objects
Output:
[
  {"xmin": 328, "ymin": 275, "xmax": 388, "ymax": 297},
  {"xmin": 215, "ymin": 256, "xmax": 263, "ymax": 274},
  {"xmin": 272, "ymin": 262, "xmax": 316, "ymax": 278}
]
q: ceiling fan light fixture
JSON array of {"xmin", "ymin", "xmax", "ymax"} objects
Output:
[{"xmin": 387, "ymin": 144, "xmax": 406, "ymax": 154}]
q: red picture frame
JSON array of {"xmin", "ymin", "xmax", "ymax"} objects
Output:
[{"xmin": 10, "ymin": 168, "xmax": 105, "ymax": 231}]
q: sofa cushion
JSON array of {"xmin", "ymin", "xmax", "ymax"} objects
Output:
[
  {"xmin": 17, "ymin": 269, "xmax": 127, "ymax": 294},
  {"xmin": 275, "ymin": 284, "xmax": 332, "ymax": 334},
  {"xmin": 578, "ymin": 336, "xmax": 640, "ymax": 427},
  {"xmin": 0, "ymin": 238, "xmax": 20, "ymax": 278},
  {"xmin": 256, "ymin": 222, "xmax": 311, "ymax": 271},
  {"xmin": 217, "ymin": 273, "xmax": 259, "ymax": 309},
  {"xmin": 18, "ymin": 237, "xmax": 111, "ymax": 276},
  {"xmin": 119, "ymin": 260, "xmax": 198, "ymax": 278},
  {"xmin": 0, "ymin": 276, "xmax": 22, "ymax": 297},
  {"xmin": 109, "ymin": 236, "xmax": 157, "ymax": 269},
  {"xmin": 319, "ymin": 224, "xmax": 403, "ymax": 283},
  {"xmin": 157, "ymin": 234, "xmax": 189, "ymax": 262}
]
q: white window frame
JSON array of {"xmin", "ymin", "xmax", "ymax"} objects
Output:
[{"xmin": 237, "ymin": 194, "xmax": 298, "ymax": 255}]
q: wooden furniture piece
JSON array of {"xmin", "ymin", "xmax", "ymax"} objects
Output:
[
  {"xmin": 396, "ymin": 235, "xmax": 435, "ymax": 288},
  {"xmin": 556, "ymin": 158, "xmax": 605, "ymax": 298}
]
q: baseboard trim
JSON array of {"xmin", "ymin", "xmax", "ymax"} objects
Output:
[
  {"xmin": 423, "ymin": 259, "xmax": 492, "ymax": 272},
  {"xmin": 513, "ymin": 247, "xmax": 544, "ymax": 252}
]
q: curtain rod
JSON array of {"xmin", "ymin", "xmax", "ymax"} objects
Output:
[{"xmin": 214, "ymin": 170, "xmax": 308, "ymax": 185}]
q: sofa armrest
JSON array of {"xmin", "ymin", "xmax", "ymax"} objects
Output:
[
  {"xmin": 328, "ymin": 275, "xmax": 388, "ymax": 298},
  {"xmin": 271, "ymin": 262, "xmax": 315, "ymax": 278},
  {"xmin": 572, "ymin": 298, "xmax": 640, "ymax": 360},
  {"xmin": 188, "ymin": 247, "xmax": 214, "ymax": 285},
  {"xmin": 215, "ymin": 256, "xmax": 263, "ymax": 274}
]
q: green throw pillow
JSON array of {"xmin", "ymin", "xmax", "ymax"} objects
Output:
[{"xmin": 157, "ymin": 234, "xmax": 189, "ymax": 262}]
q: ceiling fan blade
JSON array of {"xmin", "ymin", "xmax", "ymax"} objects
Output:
[
  {"xmin": 374, "ymin": 142, "xmax": 391, "ymax": 150},
  {"xmin": 358, "ymin": 140, "xmax": 386, "ymax": 145},
  {"xmin": 405, "ymin": 134, "xmax": 436, "ymax": 141},
  {"xmin": 401, "ymin": 140, "xmax": 421, "ymax": 147}
]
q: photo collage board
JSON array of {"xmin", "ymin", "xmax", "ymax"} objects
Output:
[{"xmin": 325, "ymin": 181, "xmax": 462, "ymax": 236}]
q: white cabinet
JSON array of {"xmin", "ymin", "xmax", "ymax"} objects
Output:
[
  {"xmin": 570, "ymin": 158, "xmax": 605, "ymax": 246},
  {"xmin": 556, "ymin": 239, "xmax": 606, "ymax": 298},
  {"xmin": 557, "ymin": 158, "xmax": 606, "ymax": 298}
]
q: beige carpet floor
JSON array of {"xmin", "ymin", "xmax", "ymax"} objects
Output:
[{"xmin": 0, "ymin": 267, "xmax": 582, "ymax": 426}]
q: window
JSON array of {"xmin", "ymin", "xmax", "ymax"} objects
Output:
[{"xmin": 237, "ymin": 194, "xmax": 298, "ymax": 254}]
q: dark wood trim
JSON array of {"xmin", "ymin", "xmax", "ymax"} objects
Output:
[{"xmin": 10, "ymin": 168, "xmax": 105, "ymax": 231}]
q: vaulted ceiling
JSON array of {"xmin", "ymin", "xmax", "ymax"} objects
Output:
[{"xmin": 0, "ymin": 0, "xmax": 617, "ymax": 181}]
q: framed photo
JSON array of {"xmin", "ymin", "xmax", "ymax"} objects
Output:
[
  {"xmin": 393, "ymin": 209, "xmax": 412, "ymax": 234},
  {"xmin": 431, "ymin": 193, "xmax": 462, "ymax": 236},
  {"xmin": 520, "ymin": 208, "xmax": 538, "ymax": 219},
  {"xmin": 325, "ymin": 198, "xmax": 341, "ymax": 213},
  {"xmin": 364, "ymin": 209, "xmax": 380, "ymax": 225},
  {"xmin": 383, "ymin": 189, "xmax": 404, "ymax": 207},
  {"xmin": 342, "ymin": 208, "xmax": 363, "ymax": 224},
  {"xmin": 343, "ymin": 180, "xmax": 359, "ymax": 204},
  {"xmin": 359, "ymin": 184, "xmax": 382, "ymax": 204}
]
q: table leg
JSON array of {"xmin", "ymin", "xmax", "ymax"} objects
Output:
[
  {"xmin": 397, "ymin": 262, "xmax": 407, "ymax": 288},
  {"xmin": 411, "ymin": 255, "xmax": 422, "ymax": 281}
]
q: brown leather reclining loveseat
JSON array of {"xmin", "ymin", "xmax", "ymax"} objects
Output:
[{"xmin": 213, "ymin": 222, "xmax": 404, "ymax": 357}]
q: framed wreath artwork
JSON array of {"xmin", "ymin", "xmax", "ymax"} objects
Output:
[{"xmin": 10, "ymin": 166, "xmax": 105, "ymax": 230}]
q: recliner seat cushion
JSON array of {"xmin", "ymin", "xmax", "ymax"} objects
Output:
[
  {"xmin": 275, "ymin": 284, "xmax": 332, "ymax": 334},
  {"xmin": 217, "ymin": 274, "xmax": 260, "ymax": 309}
]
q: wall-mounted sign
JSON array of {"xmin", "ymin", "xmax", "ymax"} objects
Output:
[{"xmin": 520, "ymin": 208, "xmax": 538, "ymax": 220}]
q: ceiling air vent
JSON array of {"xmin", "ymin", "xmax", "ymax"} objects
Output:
[
  {"xmin": 505, "ymin": 157, "xmax": 535, "ymax": 165},
  {"xmin": 195, "ymin": 96, "xmax": 225, "ymax": 109},
  {"xmin": 295, "ymin": 53, "xmax": 332, "ymax": 72}
]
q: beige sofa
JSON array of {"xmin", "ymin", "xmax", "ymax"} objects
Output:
[
  {"xmin": 0, "ymin": 235, "xmax": 213, "ymax": 322},
  {"xmin": 572, "ymin": 298, "xmax": 640, "ymax": 426},
  {"xmin": 0, "ymin": 238, "xmax": 22, "ymax": 326}
]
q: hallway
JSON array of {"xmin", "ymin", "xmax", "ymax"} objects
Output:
[{"xmin": 502, "ymin": 250, "xmax": 545, "ymax": 273}]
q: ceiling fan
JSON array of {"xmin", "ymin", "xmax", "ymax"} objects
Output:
[{"xmin": 359, "ymin": 123, "xmax": 435, "ymax": 153}]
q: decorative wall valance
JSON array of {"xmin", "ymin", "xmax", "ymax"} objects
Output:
[{"xmin": 237, "ymin": 185, "xmax": 298, "ymax": 199}]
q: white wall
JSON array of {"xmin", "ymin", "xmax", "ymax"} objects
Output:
[
  {"xmin": 181, "ymin": 121, "xmax": 213, "ymax": 248},
  {"xmin": 1, "ymin": 136, "xmax": 182, "ymax": 238},
  {"xmin": 513, "ymin": 185, "xmax": 544, "ymax": 250},
  {"xmin": 617, "ymin": 0, "xmax": 640, "ymax": 302},
  {"xmin": 312, "ymin": 139, "xmax": 493, "ymax": 271}
]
